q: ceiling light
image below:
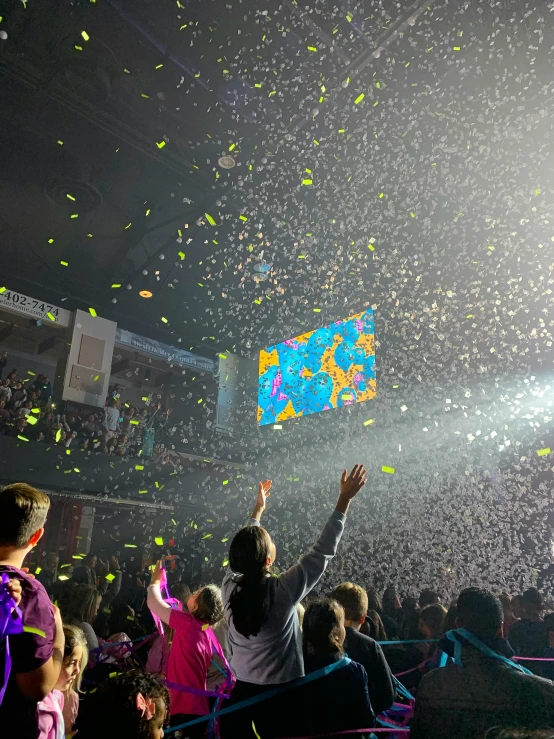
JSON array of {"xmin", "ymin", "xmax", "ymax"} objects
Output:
[
  {"xmin": 139, "ymin": 290, "xmax": 153, "ymax": 298},
  {"xmin": 218, "ymin": 155, "xmax": 235, "ymax": 169}
]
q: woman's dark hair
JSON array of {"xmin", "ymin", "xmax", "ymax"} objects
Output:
[
  {"xmin": 228, "ymin": 525, "xmax": 272, "ymax": 638},
  {"xmin": 193, "ymin": 584, "xmax": 224, "ymax": 626},
  {"xmin": 419, "ymin": 603, "xmax": 447, "ymax": 639},
  {"xmin": 366, "ymin": 586, "xmax": 383, "ymax": 613},
  {"xmin": 74, "ymin": 669, "xmax": 169, "ymax": 739},
  {"xmin": 64, "ymin": 584, "xmax": 99, "ymax": 625},
  {"xmin": 303, "ymin": 598, "xmax": 345, "ymax": 655},
  {"xmin": 382, "ymin": 587, "xmax": 400, "ymax": 619},
  {"xmin": 444, "ymin": 601, "xmax": 458, "ymax": 633}
]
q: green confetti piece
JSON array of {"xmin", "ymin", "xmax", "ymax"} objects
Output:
[
  {"xmin": 124, "ymin": 222, "xmax": 132, "ymax": 230},
  {"xmin": 205, "ymin": 213, "xmax": 217, "ymax": 226},
  {"xmin": 307, "ymin": 45, "xmax": 317, "ymax": 52},
  {"xmin": 197, "ymin": 398, "xmax": 203, "ymax": 404},
  {"xmin": 155, "ymin": 64, "xmax": 164, "ymax": 69},
  {"xmin": 66, "ymin": 193, "xmax": 76, "ymax": 201},
  {"xmin": 302, "ymin": 179, "xmax": 313, "ymax": 185},
  {"xmin": 363, "ymin": 419, "xmax": 374, "ymax": 426},
  {"xmin": 124, "ymin": 543, "xmax": 137, "ymax": 548},
  {"xmin": 222, "ymin": 559, "xmax": 230, "ymax": 568},
  {"xmin": 229, "ymin": 143, "xmax": 236, "ymax": 151},
  {"xmin": 222, "ymin": 480, "xmax": 229, "ymax": 486},
  {"xmin": 31, "ymin": 408, "xmax": 40, "ymax": 414},
  {"xmin": 354, "ymin": 93, "xmax": 365, "ymax": 104},
  {"xmin": 57, "ymin": 140, "xmax": 64, "ymax": 146},
  {"xmin": 35, "ymin": 567, "xmax": 42, "ymax": 575},
  {"xmin": 135, "ymin": 465, "xmax": 144, "ymax": 471},
  {"xmin": 60, "ymin": 261, "xmax": 69, "ymax": 267},
  {"xmin": 161, "ymin": 316, "xmax": 168, "ymax": 323},
  {"xmin": 26, "ymin": 416, "xmax": 38, "ymax": 426},
  {"xmin": 453, "ymin": 46, "xmax": 461, "ymax": 51},
  {"xmin": 239, "ymin": 215, "xmax": 248, "ymax": 221},
  {"xmin": 23, "ymin": 626, "xmax": 46, "ymax": 638},
  {"xmin": 202, "ymin": 534, "xmax": 212, "ymax": 540},
  {"xmin": 537, "ymin": 448, "xmax": 551, "ymax": 457},
  {"xmin": 221, "ymin": 538, "xmax": 229, "ymax": 543},
  {"xmin": 55, "ymin": 428, "xmax": 62, "ymax": 443},
  {"xmin": 81, "ymin": 30, "xmax": 90, "ymax": 41},
  {"xmin": 105, "ymin": 573, "xmax": 116, "ymax": 582},
  {"xmin": 89, "ymin": 307, "xmax": 97, "ymax": 317},
  {"xmin": 178, "ymin": 251, "xmax": 185, "ymax": 260},
  {"xmin": 154, "ymin": 537, "xmax": 164, "ymax": 546},
  {"xmin": 17, "ymin": 435, "xmax": 29, "ymax": 442},
  {"xmin": 138, "ymin": 489, "xmax": 148, "ymax": 494},
  {"xmin": 70, "ymin": 214, "xmax": 79, "ymax": 219},
  {"xmin": 111, "ymin": 284, "xmax": 121, "ymax": 288},
  {"xmin": 156, "ymin": 141, "xmax": 166, "ymax": 149},
  {"xmin": 382, "ymin": 466, "xmax": 395, "ymax": 474},
  {"xmin": 172, "ymin": 519, "xmax": 177, "ymax": 526}
]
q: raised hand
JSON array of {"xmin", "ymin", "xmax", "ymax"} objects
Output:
[
  {"xmin": 336, "ymin": 464, "xmax": 367, "ymax": 515},
  {"xmin": 340, "ymin": 465, "xmax": 367, "ymax": 500},
  {"xmin": 252, "ymin": 479, "xmax": 272, "ymax": 521},
  {"xmin": 257, "ymin": 479, "xmax": 272, "ymax": 510}
]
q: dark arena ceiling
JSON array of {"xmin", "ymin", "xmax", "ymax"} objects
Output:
[{"xmin": 1, "ymin": 0, "xmax": 554, "ymax": 383}]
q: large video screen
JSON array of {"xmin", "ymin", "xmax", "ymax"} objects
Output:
[{"xmin": 258, "ymin": 310, "xmax": 376, "ymax": 426}]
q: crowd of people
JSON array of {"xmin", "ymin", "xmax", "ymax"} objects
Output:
[
  {"xmin": 4, "ymin": 470, "xmax": 554, "ymax": 739},
  {"xmin": 0, "ymin": 360, "xmax": 173, "ymax": 456}
]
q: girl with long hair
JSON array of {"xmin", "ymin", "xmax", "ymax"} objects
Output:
[{"xmin": 220, "ymin": 465, "xmax": 367, "ymax": 739}]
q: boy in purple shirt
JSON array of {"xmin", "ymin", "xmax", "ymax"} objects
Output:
[{"xmin": 0, "ymin": 483, "xmax": 65, "ymax": 738}]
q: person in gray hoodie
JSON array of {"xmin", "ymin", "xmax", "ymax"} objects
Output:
[{"xmin": 220, "ymin": 464, "xmax": 368, "ymax": 739}]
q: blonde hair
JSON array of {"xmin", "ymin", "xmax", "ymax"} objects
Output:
[
  {"xmin": 63, "ymin": 624, "xmax": 89, "ymax": 693},
  {"xmin": 332, "ymin": 582, "xmax": 369, "ymax": 622}
]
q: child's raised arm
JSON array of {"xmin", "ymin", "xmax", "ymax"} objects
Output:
[{"xmin": 146, "ymin": 561, "xmax": 172, "ymax": 626}]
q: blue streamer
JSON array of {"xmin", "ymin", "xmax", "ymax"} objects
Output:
[{"xmin": 165, "ymin": 657, "xmax": 352, "ymax": 734}]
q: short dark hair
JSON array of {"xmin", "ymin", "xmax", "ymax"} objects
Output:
[
  {"xmin": 193, "ymin": 584, "xmax": 224, "ymax": 626},
  {"xmin": 419, "ymin": 589, "xmax": 441, "ymax": 608},
  {"xmin": 457, "ymin": 587, "xmax": 503, "ymax": 640},
  {"xmin": 332, "ymin": 582, "xmax": 369, "ymax": 622},
  {"xmin": 522, "ymin": 587, "xmax": 544, "ymax": 612},
  {"xmin": 0, "ymin": 483, "xmax": 50, "ymax": 547}
]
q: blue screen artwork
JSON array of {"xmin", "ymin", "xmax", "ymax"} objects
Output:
[{"xmin": 258, "ymin": 310, "xmax": 376, "ymax": 426}]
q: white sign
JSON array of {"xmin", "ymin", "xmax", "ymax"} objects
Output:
[{"xmin": 0, "ymin": 289, "xmax": 71, "ymax": 328}]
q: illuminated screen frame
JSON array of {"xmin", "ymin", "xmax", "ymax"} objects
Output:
[{"xmin": 257, "ymin": 309, "xmax": 376, "ymax": 426}]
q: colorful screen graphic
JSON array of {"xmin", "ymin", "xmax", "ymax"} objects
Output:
[{"xmin": 258, "ymin": 310, "xmax": 376, "ymax": 426}]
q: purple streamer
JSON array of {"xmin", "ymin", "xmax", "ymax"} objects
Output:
[{"xmin": 0, "ymin": 572, "xmax": 24, "ymax": 705}]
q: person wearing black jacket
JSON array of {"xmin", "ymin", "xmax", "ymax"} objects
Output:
[{"xmin": 332, "ymin": 581, "xmax": 395, "ymax": 714}]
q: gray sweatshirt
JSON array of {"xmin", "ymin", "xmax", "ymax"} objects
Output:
[{"xmin": 222, "ymin": 509, "xmax": 345, "ymax": 685}]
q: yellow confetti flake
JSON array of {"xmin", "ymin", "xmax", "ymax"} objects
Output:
[
  {"xmin": 302, "ymin": 179, "xmax": 313, "ymax": 185},
  {"xmin": 363, "ymin": 419, "xmax": 374, "ymax": 426},
  {"xmin": 313, "ymin": 308, "xmax": 321, "ymax": 313},
  {"xmin": 23, "ymin": 626, "xmax": 46, "ymax": 638},
  {"xmin": 161, "ymin": 316, "xmax": 168, "ymax": 323},
  {"xmin": 154, "ymin": 537, "xmax": 164, "ymax": 546},
  {"xmin": 178, "ymin": 251, "xmax": 185, "ymax": 260},
  {"xmin": 60, "ymin": 261, "xmax": 69, "ymax": 267},
  {"xmin": 47, "ymin": 312, "xmax": 56, "ymax": 321},
  {"xmin": 240, "ymin": 215, "xmax": 248, "ymax": 221},
  {"xmin": 354, "ymin": 93, "xmax": 365, "ymax": 104},
  {"xmin": 55, "ymin": 428, "xmax": 62, "ymax": 443},
  {"xmin": 70, "ymin": 214, "xmax": 79, "ymax": 219},
  {"xmin": 156, "ymin": 141, "xmax": 166, "ymax": 149},
  {"xmin": 382, "ymin": 466, "xmax": 395, "ymax": 474},
  {"xmin": 26, "ymin": 416, "xmax": 38, "ymax": 426},
  {"xmin": 81, "ymin": 30, "xmax": 90, "ymax": 41},
  {"xmin": 222, "ymin": 559, "xmax": 230, "ymax": 567},
  {"xmin": 17, "ymin": 435, "xmax": 29, "ymax": 442},
  {"xmin": 135, "ymin": 465, "xmax": 144, "ymax": 471},
  {"xmin": 205, "ymin": 213, "xmax": 217, "ymax": 226},
  {"xmin": 307, "ymin": 45, "xmax": 317, "ymax": 52},
  {"xmin": 202, "ymin": 534, "xmax": 212, "ymax": 539},
  {"xmin": 105, "ymin": 573, "xmax": 116, "ymax": 582},
  {"xmin": 89, "ymin": 307, "xmax": 97, "ymax": 317},
  {"xmin": 111, "ymin": 283, "xmax": 121, "ymax": 288},
  {"xmin": 537, "ymin": 448, "xmax": 551, "ymax": 457}
]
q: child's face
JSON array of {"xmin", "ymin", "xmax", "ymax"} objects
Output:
[
  {"xmin": 150, "ymin": 699, "xmax": 166, "ymax": 739},
  {"xmin": 187, "ymin": 592, "xmax": 198, "ymax": 614},
  {"xmin": 56, "ymin": 645, "xmax": 82, "ymax": 691}
]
